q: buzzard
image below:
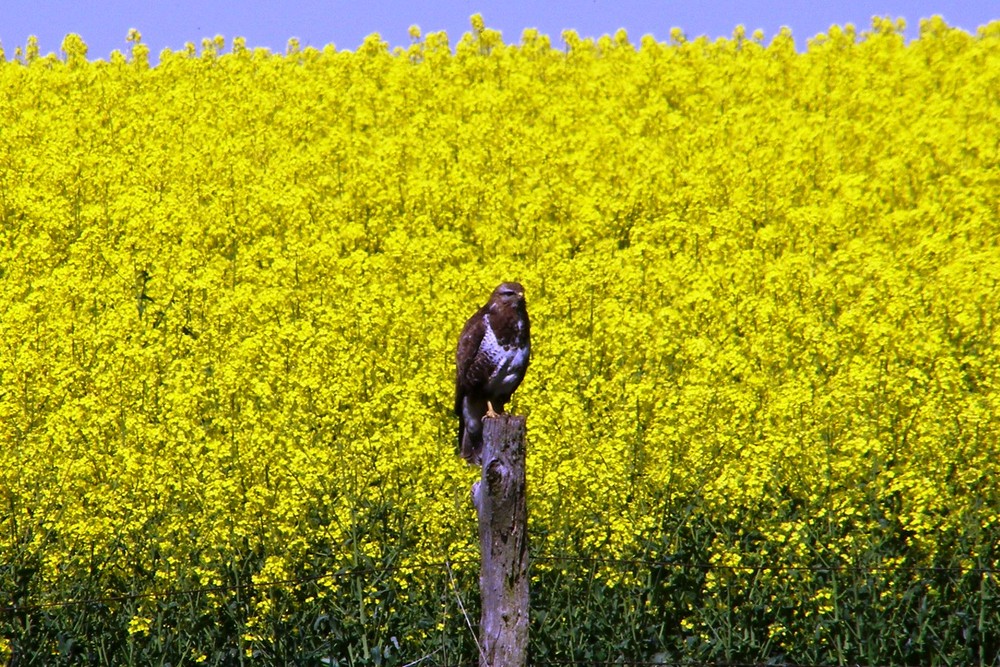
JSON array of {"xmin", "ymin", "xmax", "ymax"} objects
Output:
[{"xmin": 454, "ymin": 282, "xmax": 531, "ymax": 465}]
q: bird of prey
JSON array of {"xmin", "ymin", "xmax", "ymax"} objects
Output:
[{"xmin": 454, "ymin": 282, "xmax": 531, "ymax": 465}]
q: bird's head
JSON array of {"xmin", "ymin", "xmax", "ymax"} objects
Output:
[{"xmin": 492, "ymin": 282, "xmax": 526, "ymax": 309}]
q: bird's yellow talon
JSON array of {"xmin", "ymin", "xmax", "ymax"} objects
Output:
[{"xmin": 485, "ymin": 401, "xmax": 499, "ymax": 419}]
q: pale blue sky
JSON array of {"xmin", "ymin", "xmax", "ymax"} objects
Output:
[{"xmin": 1, "ymin": 1, "xmax": 996, "ymax": 61}]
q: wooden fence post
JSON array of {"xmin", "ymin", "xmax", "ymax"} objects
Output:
[{"xmin": 472, "ymin": 414, "xmax": 529, "ymax": 667}]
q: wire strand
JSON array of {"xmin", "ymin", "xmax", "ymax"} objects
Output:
[{"xmin": 1, "ymin": 552, "xmax": 994, "ymax": 615}]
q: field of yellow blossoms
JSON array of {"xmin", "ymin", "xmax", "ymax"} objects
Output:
[{"xmin": 2, "ymin": 15, "xmax": 999, "ymax": 665}]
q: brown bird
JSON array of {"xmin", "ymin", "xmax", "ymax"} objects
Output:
[{"xmin": 454, "ymin": 282, "xmax": 531, "ymax": 465}]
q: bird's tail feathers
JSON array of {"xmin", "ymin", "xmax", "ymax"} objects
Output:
[{"xmin": 459, "ymin": 424, "xmax": 483, "ymax": 466}]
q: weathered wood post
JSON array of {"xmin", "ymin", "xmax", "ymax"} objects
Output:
[{"xmin": 472, "ymin": 414, "xmax": 529, "ymax": 667}]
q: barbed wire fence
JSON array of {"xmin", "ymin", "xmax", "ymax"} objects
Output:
[{"xmin": 2, "ymin": 551, "xmax": 998, "ymax": 666}]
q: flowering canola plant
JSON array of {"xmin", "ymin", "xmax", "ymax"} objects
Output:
[{"xmin": 1, "ymin": 16, "xmax": 999, "ymax": 661}]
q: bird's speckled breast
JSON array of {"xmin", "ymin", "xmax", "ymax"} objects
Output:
[{"xmin": 481, "ymin": 314, "xmax": 530, "ymax": 394}]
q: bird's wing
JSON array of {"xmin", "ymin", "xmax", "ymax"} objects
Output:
[{"xmin": 455, "ymin": 307, "xmax": 488, "ymax": 414}]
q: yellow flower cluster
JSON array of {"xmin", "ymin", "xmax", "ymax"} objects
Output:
[{"xmin": 1, "ymin": 15, "xmax": 998, "ymax": 618}]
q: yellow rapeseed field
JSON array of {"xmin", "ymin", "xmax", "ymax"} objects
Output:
[{"xmin": 1, "ymin": 15, "xmax": 999, "ymax": 660}]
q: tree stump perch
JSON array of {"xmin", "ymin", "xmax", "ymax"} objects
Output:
[{"xmin": 472, "ymin": 414, "xmax": 529, "ymax": 667}]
